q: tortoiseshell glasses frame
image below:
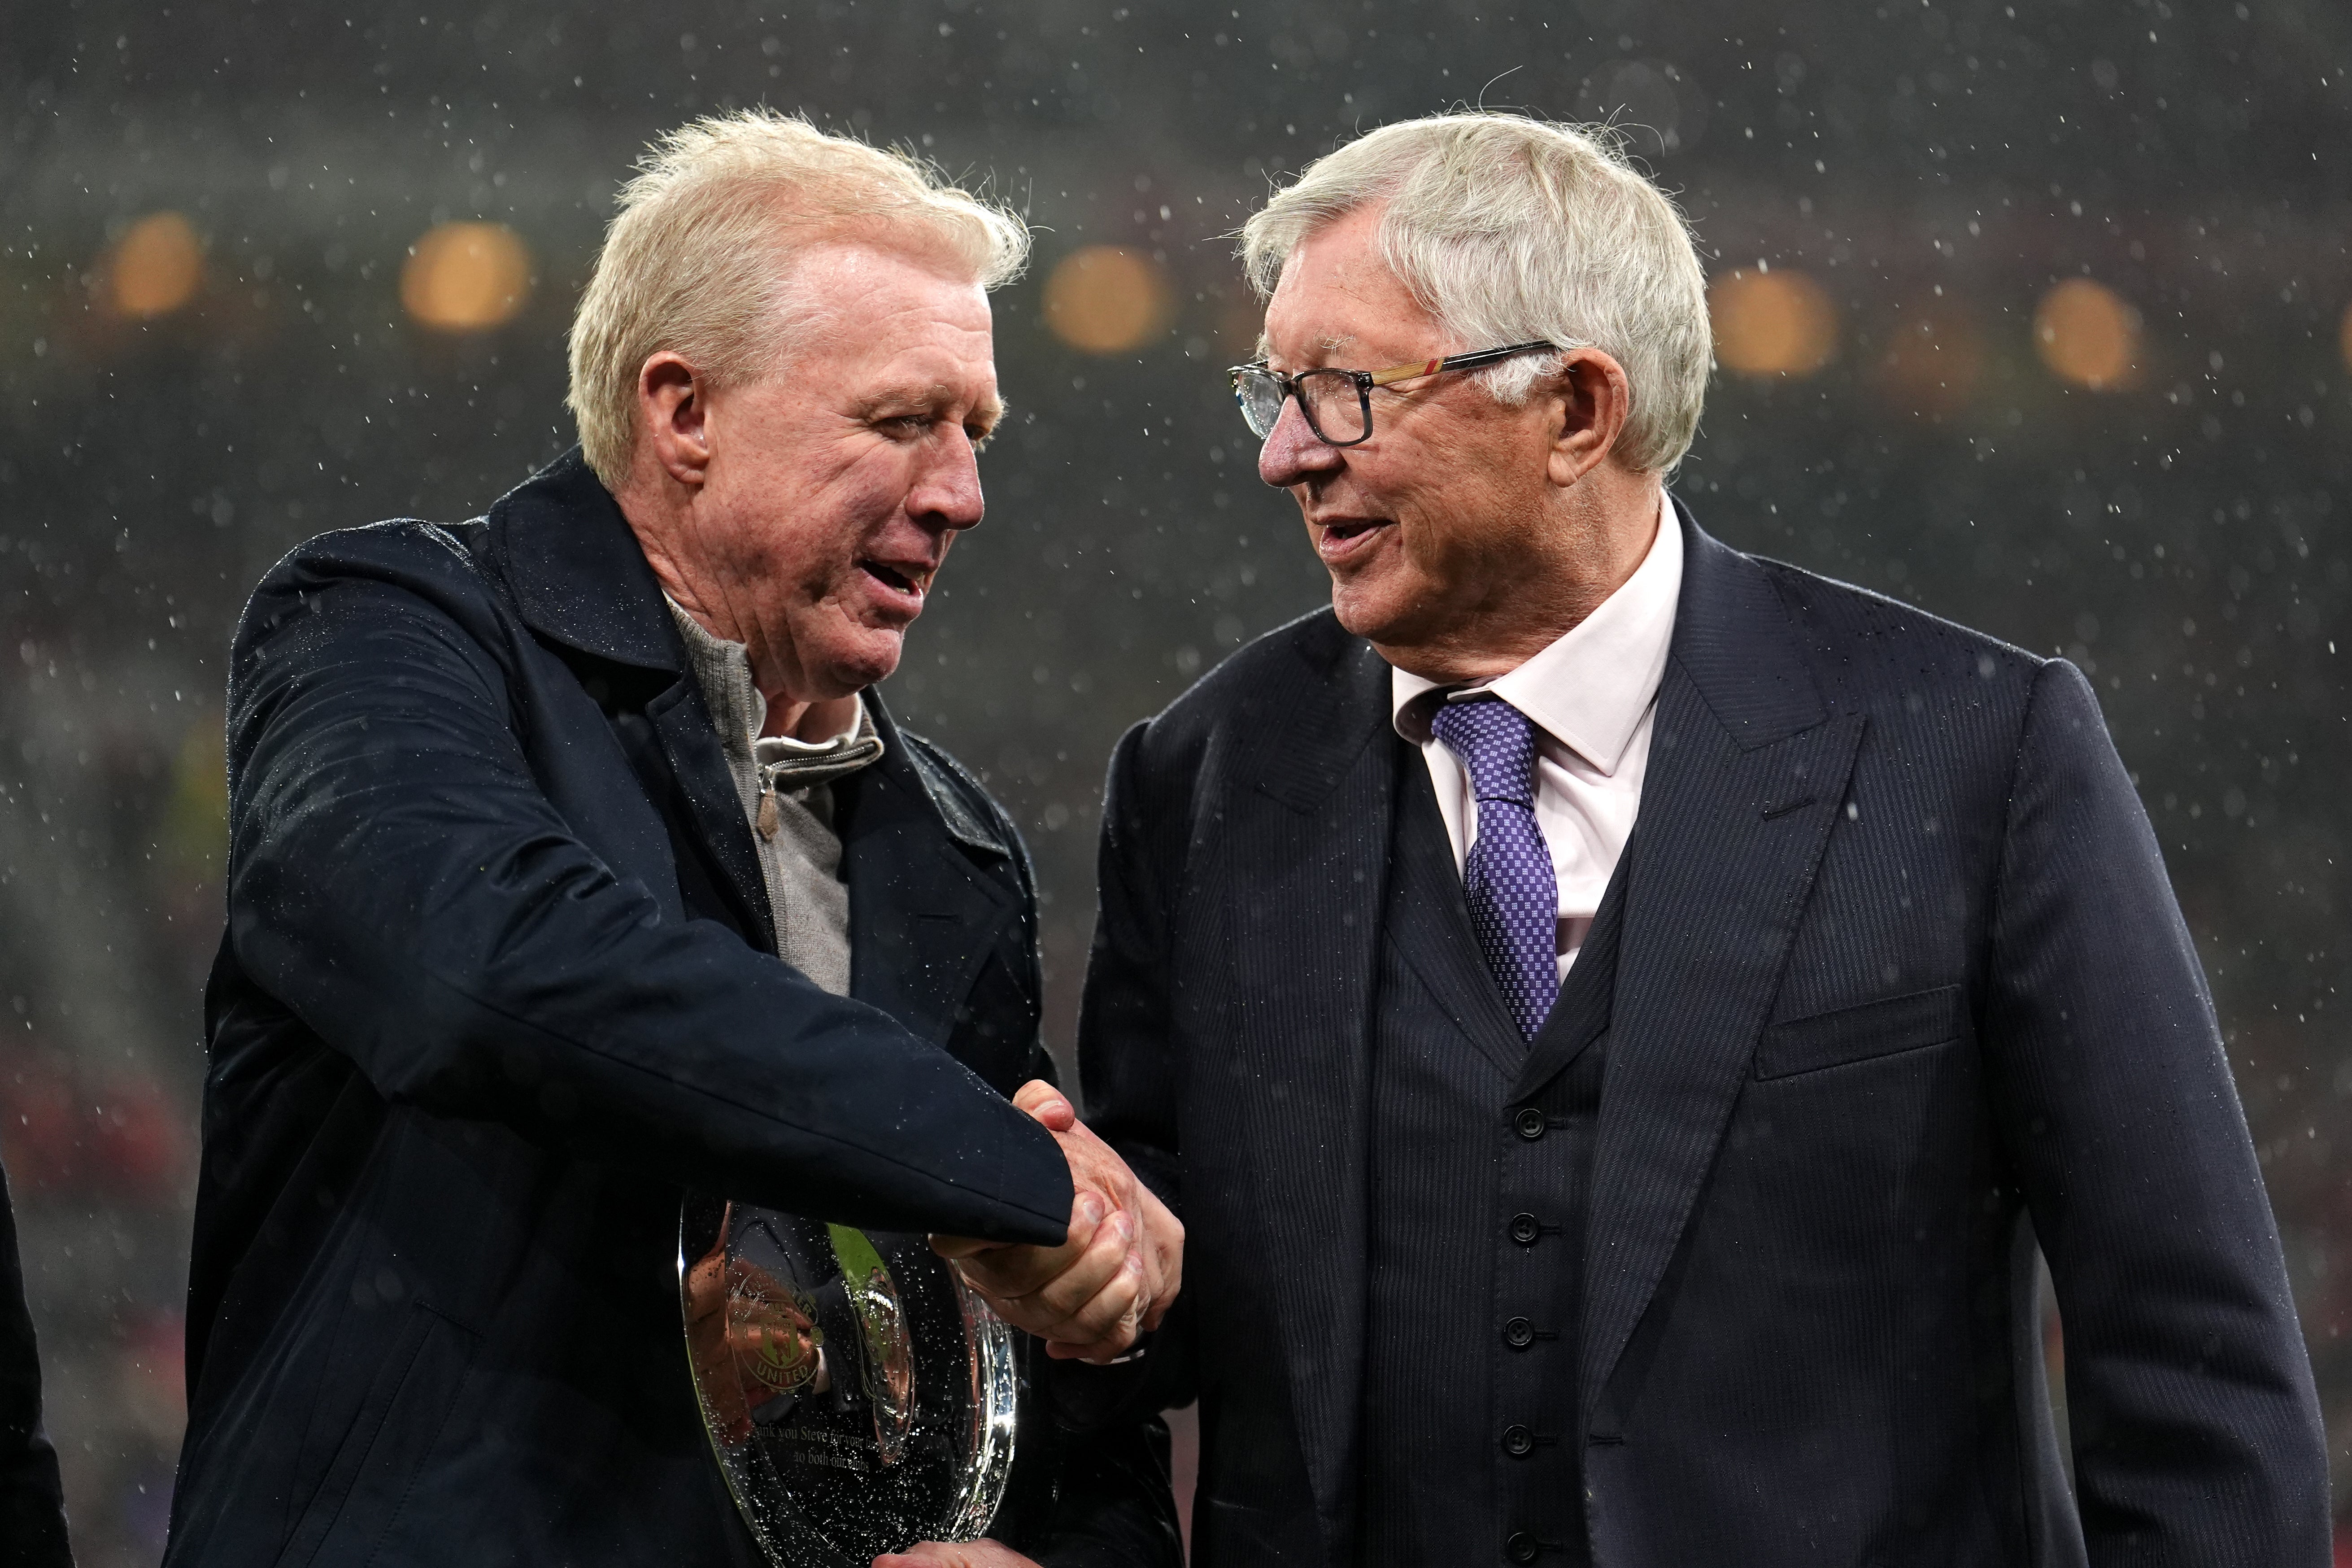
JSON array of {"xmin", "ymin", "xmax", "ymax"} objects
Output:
[{"xmin": 1228, "ymin": 340, "xmax": 1559, "ymax": 447}]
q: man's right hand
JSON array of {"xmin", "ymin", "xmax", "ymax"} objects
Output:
[{"xmin": 931, "ymin": 1080, "xmax": 1183, "ymax": 1363}]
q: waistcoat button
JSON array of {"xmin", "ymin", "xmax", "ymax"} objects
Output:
[
  {"xmin": 1508, "ymin": 1211, "xmax": 1541, "ymax": 1245},
  {"xmin": 1513, "ymin": 1106, "xmax": 1547, "ymax": 1140},
  {"xmin": 1505, "ymin": 1530, "xmax": 1540, "ymax": 1563},
  {"xmin": 1503, "ymin": 1315, "xmax": 1535, "ymax": 1349},
  {"xmin": 1502, "ymin": 1423, "xmax": 1535, "ymax": 1457}
]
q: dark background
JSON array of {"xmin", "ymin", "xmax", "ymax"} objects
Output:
[{"xmin": 3, "ymin": 1, "xmax": 2348, "ymax": 1561}]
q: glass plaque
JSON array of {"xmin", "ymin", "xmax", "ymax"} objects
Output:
[{"xmin": 681, "ymin": 1195, "xmax": 1019, "ymax": 1567}]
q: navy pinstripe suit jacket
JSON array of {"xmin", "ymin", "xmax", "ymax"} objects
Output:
[{"xmin": 1078, "ymin": 501, "xmax": 2328, "ymax": 1566}]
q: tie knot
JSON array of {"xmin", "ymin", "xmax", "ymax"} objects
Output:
[{"xmin": 1431, "ymin": 697, "xmax": 1538, "ymax": 806}]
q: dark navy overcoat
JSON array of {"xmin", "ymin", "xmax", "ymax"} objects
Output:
[{"xmin": 166, "ymin": 452, "xmax": 1177, "ymax": 1567}]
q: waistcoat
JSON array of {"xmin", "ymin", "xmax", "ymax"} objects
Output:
[{"xmin": 1358, "ymin": 745, "xmax": 1628, "ymax": 1567}]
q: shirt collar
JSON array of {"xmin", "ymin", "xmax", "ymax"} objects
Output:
[
  {"xmin": 1390, "ymin": 485, "xmax": 1682, "ymax": 777},
  {"xmin": 664, "ymin": 597, "xmax": 872, "ymax": 754}
]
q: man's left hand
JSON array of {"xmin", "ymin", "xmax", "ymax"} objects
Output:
[{"xmin": 872, "ymin": 1539, "xmax": 1039, "ymax": 1568}]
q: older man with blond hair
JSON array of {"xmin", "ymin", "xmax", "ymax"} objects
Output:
[
  {"xmin": 164, "ymin": 112, "xmax": 1179, "ymax": 1568},
  {"xmin": 1078, "ymin": 111, "xmax": 2326, "ymax": 1565}
]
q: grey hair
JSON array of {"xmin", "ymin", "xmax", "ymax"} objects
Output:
[
  {"xmin": 1239, "ymin": 112, "xmax": 1710, "ymax": 474},
  {"xmin": 567, "ymin": 109, "xmax": 1030, "ymax": 488}
]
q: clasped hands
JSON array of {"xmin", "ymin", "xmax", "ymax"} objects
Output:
[
  {"xmin": 930, "ymin": 1080, "xmax": 1182, "ymax": 1364},
  {"xmin": 877, "ymin": 1086, "xmax": 1179, "ymax": 1568}
]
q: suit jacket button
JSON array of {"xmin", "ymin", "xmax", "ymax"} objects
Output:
[
  {"xmin": 1508, "ymin": 1211, "xmax": 1541, "ymax": 1245},
  {"xmin": 1502, "ymin": 1423, "xmax": 1535, "ymax": 1457},
  {"xmin": 1513, "ymin": 1106, "xmax": 1547, "ymax": 1140},
  {"xmin": 1505, "ymin": 1530, "xmax": 1540, "ymax": 1563},
  {"xmin": 1503, "ymin": 1315, "xmax": 1535, "ymax": 1349}
]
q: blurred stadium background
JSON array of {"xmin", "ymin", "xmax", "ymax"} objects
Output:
[{"xmin": 3, "ymin": 1, "xmax": 2348, "ymax": 1560}]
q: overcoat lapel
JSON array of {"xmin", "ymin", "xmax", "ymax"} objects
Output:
[
  {"xmin": 1220, "ymin": 627, "xmax": 1395, "ymax": 1538},
  {"xmin": 1577, "ymin": 509, "xmax": 1864, "ymax": 1426},
  {"xmin": 646, "ymin": 686, "xmax": 777, "ymax": 950},
  {"xmin": 839, "ymin": 699, "xmax": 1016, "ymax": 1047},
  {"xmin": 488, "ymin": 450, "xmax": 775, "ymax": 950}
]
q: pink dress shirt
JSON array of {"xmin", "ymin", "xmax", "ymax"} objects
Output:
[{"xmin": 1389, "ymin": 490, "xmax": 1683, "ymax": 977}]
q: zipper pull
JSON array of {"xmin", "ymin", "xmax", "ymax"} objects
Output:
[{"xmin": 757, "ymin": 786, "xmax": 780, "ymax": 841}]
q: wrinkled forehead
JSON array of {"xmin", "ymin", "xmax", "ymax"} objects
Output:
[
  {"xmin": 774, "ymin": 240, "xmax": 997, "ymax": 371},
  {"xmin": 785, "ymin": 238, "xmax": 993, "ymax": 329},
  {"xmin": 1257, "ymin": 208, "xmax": 1440, "ymax": 367},
  {"xmin": 1256, "ymin": 329, "xmax": 1359, "ymax": 363}
]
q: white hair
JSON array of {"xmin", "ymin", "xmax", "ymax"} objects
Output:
[
  {"xmin": 567, "ymin": 109, "xmax": 1030, "ymax": 487},
  {"xmin": 1240, "ymin": 112, "xmax": 1710, "ymax": 474}
]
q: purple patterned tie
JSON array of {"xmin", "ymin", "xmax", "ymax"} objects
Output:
[{"xmin": 1432, "ymin": 697, "xmax": 1560, "ymax": 1040}]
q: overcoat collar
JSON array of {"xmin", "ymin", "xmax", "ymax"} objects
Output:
[
  {"xmin": 480, "ymin": 450, "xmax": 1018, "ymax": 1026},
  {"xmin": 1226, "ymin": 497, "xmax": 1864, "ymax": 1541},
  {"xmin": 487, "ymin": 447, "xmax": 689, "ymax": 675},
  {"xmin": 487, "ymin": 451, "xmax": 776, "ymax": 944}
]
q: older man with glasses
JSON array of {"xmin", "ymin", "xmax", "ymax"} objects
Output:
[{"xmin": 1074, "ymin": 111, "xmax": 2327, "ymax": 1566}]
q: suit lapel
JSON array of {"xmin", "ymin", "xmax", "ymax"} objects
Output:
[
  {"xmin": 488, "ymin": 449, "xmax": 774, "ymax": 949},
  {"xmin": 1220, "ymin": 623, "xmax": 1394, "ymax": 1539},
  {"xmin": 1386, "ymin": 757, "xmax": 1526, "ymax": 1076},
  {"xmin": 1509, "ymin": 855, "xmax": 1630, "ymax": 1104},
  {"xmin": 838, "ymin": 699, "xmax": 1015, "ymax": 1047},
  {"xmin": 1577, "ymin": 508, "xmax": 1865, "ymax": 1426}
]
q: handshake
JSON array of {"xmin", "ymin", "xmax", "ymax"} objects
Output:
[{"xmin": 931, "ymin": 1081, "xmax": 1183, "ymax": 1363}]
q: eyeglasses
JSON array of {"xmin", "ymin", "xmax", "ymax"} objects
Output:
[{"xmin": 1228, "ymin": 340, "xmax": 1558, "ymax": 447}]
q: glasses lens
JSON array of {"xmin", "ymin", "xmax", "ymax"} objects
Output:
[
  {"xmin": 1296, "ymin": 370, "xmax": 1369, "ymax": 444},
  {"xmin": 1234, "ymin": 369, "xmax": 1285, "ymax": 438}
]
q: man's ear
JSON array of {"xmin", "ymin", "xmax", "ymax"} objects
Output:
[
  {"xmin": 639, "ymin": 352, "xmax": 711, "ymax": 488},
  {"xmin": 1544, "ymin": 347, "xmax": 1632, "ymax": 489}
]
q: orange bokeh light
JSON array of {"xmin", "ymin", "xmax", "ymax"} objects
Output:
[
  {"xmin": 2034, "ymin": 279, "xmax": 2141, "ymax": 390},
  {"xmin": 1709, "ymin": 268, "xmax": 1838, "ymax": 378},
  {"xmin": 1043, "ymin": 246, "xmax": 1172, "ymax": 355},
  {"xmin": 401, "ymin": 221, "xmax": 534, "ymax": 332},
  {"xmin": 106, "ymin": 212, "xmax": 205, "ymax": 319}
]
